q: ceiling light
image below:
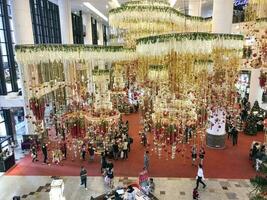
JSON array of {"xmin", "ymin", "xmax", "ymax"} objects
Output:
[
  {"xmin": 83, "ymin": 2, "xmax": 108, "ymax": 21},
  {"xmin": 169, "ymin": 0, "xmax": 177, "ymax": 7}
]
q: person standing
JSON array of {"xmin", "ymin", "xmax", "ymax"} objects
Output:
[
  {"xmin": 123, "ymin": 139, "xmax": 128, "ymax": 159},
  {"xmin": 144, "ymin": 151, "xmax": 149, "ymax": 170},
  {"xmin": 100, "ymin": 152, "xmax": 107, "ymax": 174},
  {"xmin": 88, "ymin": 145, "xmax": 95, "ymax": 161},
  {"xmin": 31, "ymin": 145, "xmax": 38, "ymax": 162},
  {"xmin": 81, "ymin": 144, "xmax": 86, "ymax": 161},
  {"xmin": 195, "ymin": 164, "xmax": 206, "ymax": 190},
  {"xmin": 112, "ymin": 142, "xmax": 119, "ymax": 160},
  {"xmin": 227, "ymin": 123, "xmax": 233, "ymax": 139},
  {"xmin": 232, "ymin": 126, "xmax": 239, "ymax": 146},
  {"xmin": 127, "ymin": 136, "xmax": 133, "ymax": 152},
  {"xmin": 199, "ymin": 147, "xmax": 205, "ymax": 165},
  {"xmin": 63, "ymin": 141, "xmax": 67, "ymax": 159},
  {"xmin": 80, "ymin": 166, "xmax": 88, "ymax": 190},
  {"xmin": 141, "ymin": 132, "xmax": 147, "ymax": 147},
  {"xmin": 126, "ymin": 185, "xmax": 136, "ymax": 200},
  {"xmin": 41, "ymin": 143, "xmax": 48, "ymax": 164},
  {"xmin": 191, "ymin": 145, "xmax": 197, "ymax": 166}
]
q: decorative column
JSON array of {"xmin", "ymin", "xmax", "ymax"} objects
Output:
[
  {"xmin": 11, "ymin": 0, "xmax": 34, "ymax": 44},
  {"xmin": 11, "ymin": 0, "xmax": 35, "ymax": 136},
  {"xmin": 97, "ymin": 21, "xmax": 104, "ymax": 46},
  {"xmin": 58, "ymin": 0, "xmax": 73, "ymax": 104},
  {"xmin": 212, "ymin": 0, "xmax": 234, "ymax": 34},
  {"xmin": 188, "ymin": 0, "xmax": 202, "ymax": 16},
  {"xmin": 58, "ymin": 0, "xmax": 73, "ymax": 44}
]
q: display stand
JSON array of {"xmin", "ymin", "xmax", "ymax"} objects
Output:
[
  {"xmin": 49, "ymin": 179, "xmax": 65, "ymax": 200},
  {"xmin": 93, "ymin": 186, "xmax": 159, "ymax": 200},
  {"xmin": 206, "ymin": 109, "xmax": 226, "ymax": 149}
]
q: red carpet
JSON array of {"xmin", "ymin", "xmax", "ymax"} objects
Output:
[{"xmin": 6, "ymin": 113, "xmax": 262, "ymax": 179}]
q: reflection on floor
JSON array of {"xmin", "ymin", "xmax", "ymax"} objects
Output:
[{"xmin": 0, "ymin": 176, "xmax": 253, "ymax": 200}]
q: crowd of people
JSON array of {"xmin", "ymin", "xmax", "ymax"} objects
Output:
[{"xmin": 30, "ymin": 119, "xmax": 133, "ymax": 165}]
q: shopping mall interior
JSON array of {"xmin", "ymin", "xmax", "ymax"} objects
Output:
[{"xmin": 0, "ymin": 0, "xmax": 267, "ymax": 199}]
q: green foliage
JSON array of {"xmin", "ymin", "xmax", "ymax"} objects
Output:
[
  {"xmin": 250, "ymin": 164, "xmax": 267, "ymax": 199},
  {"xmin": 244, "ymin": 114, "xmax": 258, "ymax": 135}
]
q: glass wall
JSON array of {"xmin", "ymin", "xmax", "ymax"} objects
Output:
[
  {"xmin": 0, "ymin": 110, "xmax": 7, "ymax": 137},
  {"xmin": 72, "ymin": 11, "xmax": 84, "ymax": 44},
  {"xmin": 91, "ymin": 17, "xmax": 97, "ymax": 45},
  {"xmin": 29, "ymin": 0, "xmax": 62, "ymax": 44},
  {"xmin": 0, "ymin": 0, "xmax": 18, "ymax": 94}
]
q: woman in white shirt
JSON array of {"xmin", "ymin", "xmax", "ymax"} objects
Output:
[
  {"xmin": 123, "ymin": 140, "xmax": 128, "ymax": 159},
  {"xmin": 195, "ymin": 164, "xmax": 206, "ymax": 190}
]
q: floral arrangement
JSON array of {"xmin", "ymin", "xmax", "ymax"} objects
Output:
[
  {"xmin": 259, "ymin": 70, "xmax": 267, "ymax": 87},
  {"xmin": 109, "ymin": 0, "xmax": 211, "ymax": 46},
  {"xmin": 29, "ymin": 97, "xmax": 45, "ymax": 121},
  {"xmin": 15, "ymin": 44, "xmax": 137, "ymax": 64},
  {"xmin": 136, "ymin": 32, "xmax": 244, "ymax": 56}
]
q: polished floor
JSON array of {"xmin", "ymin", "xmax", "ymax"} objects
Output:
[
  {"xmin": 0, "ymin": 176, "xmax": 253, "ymax": 200},
  {"xmin": 6, "ymin": 113, "xmax": 262, "ymax": 179}
]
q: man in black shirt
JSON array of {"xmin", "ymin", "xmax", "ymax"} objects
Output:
[
  {"xmin": 41, "ymin": 143, "xmax": 48, "ymax": 164},
  {"xmin": 232, "ymin": 127, "xmax": 238, "ymax": 146}
]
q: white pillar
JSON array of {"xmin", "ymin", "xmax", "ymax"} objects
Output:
[
  {"xmin": 11, "ymin": 0, "xmax": 35, "ymax": 135},
  {"xmin": 212, "ymin": 0, "xmax": 234, "ymax": 34},
  {"xmin": 11, "ymin": 0, "xmax": 34, "ymax": 44},
  {"xmin": 58, "ymin": 0, "xmax": 73, "ymax": 44},
  {"xmin": 188, "ymin": 0, "xmax": 202, "ymax": 16},
  {"xmin": 97, "ymin": 21, "xmax": 104, "ymax": 46},
  {"xmin": 83, "ymin": 13, "xmax": 93, "ymax": 45}
]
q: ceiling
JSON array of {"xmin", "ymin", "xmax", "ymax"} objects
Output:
[{"xmin": 71, "ymin": 0, "xmax": 214, "ymax": 21}]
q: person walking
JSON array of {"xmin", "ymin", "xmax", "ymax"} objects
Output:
[
  {"xmin": 195, "ymin": 164, "xmax": 206, "ymax": 190},
  {"xmin": 144, "ymin": 151, "xmax": 149, "ymax": 170},
  {"xmin": 80, "ymin": 166, "xmax": 88, "ymax": 190},
  {"xmin": 232, "ymin": 126, "xmax": 239, "ymax": 146},
  {"xmin": 106, "ymin": 168, "xmax": 114, "ymax": 188},
  {"xmin": 41, "ymin": 143, "xmax": 48, "ymax": 164}
]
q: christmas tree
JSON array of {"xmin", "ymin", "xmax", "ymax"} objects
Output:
[
  {"xmin": 245, "ymin": 101, "xmax": 265, "ymax": 135},
  {"xmin": 244, "ymin": 114, "xmax": 258, "ymax": 135},
  {"xmin": 250, "ymin": 164, "xmax": 267, "ymax": 200}
]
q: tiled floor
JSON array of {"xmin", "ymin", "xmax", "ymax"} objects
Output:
[{"xmin": 0, "ymin": 176, "xmax": 254, "ymax": 200}]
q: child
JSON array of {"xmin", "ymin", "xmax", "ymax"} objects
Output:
[
  {"xmin": 148, "ymin": 178, "xmax": 155, "ymax": 193},
  {"xmin": 193, "ymin": 188, "xmax": 199, "ymax": 200}
]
